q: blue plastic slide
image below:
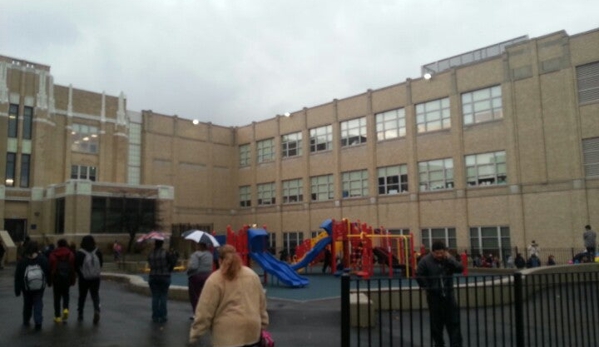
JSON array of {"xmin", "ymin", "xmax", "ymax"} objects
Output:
[
  {"xmin": 250, "ymin": 251, "xmax": 309, "ymax": 288},
  {"xmin": 290, "ymin": 236, "xmax": 332, "ymax": 271}
]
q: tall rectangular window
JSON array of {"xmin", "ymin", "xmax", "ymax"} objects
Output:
[
  {"xmin": 257, "ymin": 139, "xmax": 274, "ymax": 163},
  {"xmin": 311, "ymin": 174, "xmax": 334, "ymax": 201},
  {"xmin": 71, "ymin": 124, "xmax": 99, "ymax": 153},
  {"xmin": 342, "ymin": 169, "xmax": 368, "ymax": 198},
  {"xmin": 5, "ymin": 153, "xmax": 16, "ymax": 187},
  {"xmin": 309, "ymin": 125, "xmax": 332, "ymax": 153},
  {"xmin": 8, "ymin": 104, "xmax": 18, "ymax": 138},
  {"xmin": 282, "ymin": 178, "xmax": 303, "ymax": 204},
  {"xmin": 341, "ymin": 117, "xmax": 367, "ymax": 147},
  {"xmin": 583, "ymin": 137, "xmax": 599, "ymax": 178},
  {"xmin": 465, "ymin": 151, "xmax": 507, "ymax": 186},
  {"xmin": 418, "ymin": 158, "xmax": 454, "ymax": 191},
  {"xmin": 416, "ymin": 97, "xmax": 450, "ymax": 133},
  {"xmin": 239, "ymin": 144, "xmax": 250, "ymax": 167},
  {"xmin": 239, "ymin": 186, "xmax": 251, "ymax": 207},
  {"xmin": 376, "ymin": 108, "xmax": 406, "ymax": 141},
  {"xmin": 470, "ymin": 226, "xmax": 511, "ymax": 261},
  {"xmin": 576, "ymin": 61, "xmax": 599, "ymax": 104},
  {"xmin": 257, "ymin": 182, "xmax": 276, "ymax": 206},
  {"xmin": 462, "ymin": 85, "xmax": 502, "ymax": 125},
  {"xmin": 283, "ymin": 231, "xmax": 304, "ymax": 257},
  {"xmin": 20, "ymin": 154, "xmax": 30, "ymax": 188},
  {"xmin": 127, "ymin": 122, "xmax": 142, "ymax": 185},
  {"xmin": 23, "ymin": 106, "xmax": 33, "ymax": 140},
  {"xmin": 378, "ymin": 165, "xmax": 408, "ymax": 194},
  {"xmin": 281, "ymin": 132, "xmax": 302, "ymax": 158},
  {"xmin": 422, "ymin": 227, "xmax": 457, "ymax": 250}
]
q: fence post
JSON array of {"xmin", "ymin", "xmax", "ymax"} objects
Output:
[
  {"xmin": 341, "ymin": 273, "xmax": 350, "ymax": 347},
  {"xmin": 514, "ymin": 272, "xmax": 525, "ymax": 347}
]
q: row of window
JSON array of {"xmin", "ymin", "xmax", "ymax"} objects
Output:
[
  {"xmin": 239, "ymin": 151, "xmax": 507, "ymax": 206},
  {"xmin": 240, "ymin": 85, "xmax": 503, "ymax": 166},
  {"xmin": 265, "ymin": 226, "xmax": 511, "ymax": 261},
  {"xmin": 8, "ymin": 104, "xmax": 33, "ymax": 140}
]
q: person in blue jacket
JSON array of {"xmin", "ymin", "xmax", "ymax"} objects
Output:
[
  {"xmin": 14, "ymin": 240, "xmax": 50, "ymax": 331},
  {"xmin": 416, "ymin": 240, "xmax": 463, "ymax": 347}
]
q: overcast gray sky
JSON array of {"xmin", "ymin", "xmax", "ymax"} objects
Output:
[{"xmin": 1, "ymin": 1, "xmax": 598, "ymax": 126}]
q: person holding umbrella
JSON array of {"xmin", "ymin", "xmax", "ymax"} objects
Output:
[{"xmin": 186, "ymin": 242, "xmax": 213, "ymax": 320}]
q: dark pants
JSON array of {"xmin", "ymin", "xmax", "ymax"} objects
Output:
[
  {"xmin": 586, "ymin": 247, "xmax": 596, "ymax": 257},
  {"xmin": 23, "ymin": 289, "xmax": 44, "ymax": 326},
  {"xmin": 149, "ymin": 275, "xmax": 171, "ymax": 322},
  {"xmin": 53, "ymin": 278, "xmax": 71, "ymax": 317},
  {"xmin": 427, "ymin": 294, "xmax": 463, "ymax": 347},
  {"xmin": 78, "ymin": 277, "xmax": 101, "ymax": 316},
  {"xmin": 188, "ymin": 272, "xmax": 210, "ymax": 313}
]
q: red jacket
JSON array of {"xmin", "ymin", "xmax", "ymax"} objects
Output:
[{"xmin": 49, "ymin": 247, "xmax": 76, "ymax": 286}]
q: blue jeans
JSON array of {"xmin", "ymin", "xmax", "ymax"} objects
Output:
[
  {"xmin": 23, "ymin": 289, "xmax": 44, "ymax": 326},
  {"xmin": 149, "ymin": 275, "xmax": 171, "ymax": 322}
]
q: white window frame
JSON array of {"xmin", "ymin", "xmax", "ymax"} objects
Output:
[
  {"xmin": 465, "ymin": 151, "xmax": 507, "ymax": 187},
  {"xmin": 418, "ymin": 158, "xmax": 454, "ymax": 191},
  {"xmin": 257, "ymin": 139, "xmax": 274, "ymax": 163},
  {"xmin": 311, "ymin": 174, "xmax": 334, "ymax": 201},
  {"xmin": 376, "ymin": 108, "xmax": 406, "ymax": 141},
  {"xmin": 239, "ymin": 186, "xmax": 251, "ymax": 207},
  {"xmin": 377, "ymin": 165, "xmax": 408, "ymax": 195},
  {"xmin": 416, "ymin": 97, "xmax": 450, "ymax": 133},
  {"xmin": 281, "ymin": 132, "xmax": 302, "ymax": 158},
  {"xmin": 71, "ymin": 124, "xmax": 99, "ymax": 153},
  {"xmin": 342, "ymin": 169, "xmax": 368, "ymax": 198},
  {"xmin": 421, "ymin": 227, "xmax": 457, "ymax": 250},
  {"xmin": 341, "ymin": 117, "xmax": 367, "ymax": 147},
  {"xmin": 239, "ymin": 144, "xmax": 251, "ymax": 167},
  {"xmin": 71, "ymin": 165, "xmax": 97, "ymax": 181},
  {"xmin": 310, "ymin": 125, "xmax": 333, "ymax": 153},
  {"xmin": 283, "ymin": 231, "xmax": 304, "ymax": 256},
  {"xmin": 282, "ymin": 178, "xmax": 303, "ymax": 204},
  {"xmin": 257, "ymin": 182, "xmax": 276, "ymax": 206},
  {"xmin": 462, "ymin": 85, "xmax": 503, "ymax": 125}
]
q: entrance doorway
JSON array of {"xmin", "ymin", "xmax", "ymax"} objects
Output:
[{"xmin": 4, "ymin": 219, "xmax": 27, "ymax": 243}]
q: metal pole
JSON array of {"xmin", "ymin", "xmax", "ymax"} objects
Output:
[
  {"xmin": 341, "ymin": 273, "xmax": 350, "ymax": 347},
  {"xmin": 514, "ymin": 272, "xmax": 525, "ymax": 347}
]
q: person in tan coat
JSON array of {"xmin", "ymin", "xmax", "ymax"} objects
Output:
[{"xmin": 189, "ymin": 245, "xmax": 268, "ymax": 347}]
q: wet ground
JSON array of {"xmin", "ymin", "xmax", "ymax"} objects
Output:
[{"xmin": 0, "ymin": 266, "xmax": 341, "ymax": 347}]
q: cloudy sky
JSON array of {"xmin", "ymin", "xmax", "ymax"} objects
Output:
[{"xmin": 1, "ymin": 1, "xmax": 598, "ymax": 126}]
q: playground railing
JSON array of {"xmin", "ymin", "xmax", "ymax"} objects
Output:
[{"xmin": 340, "ymin": 263, "xmax": 599, "ymax": 347}]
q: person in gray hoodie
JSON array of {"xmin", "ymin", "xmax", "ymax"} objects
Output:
[
  {"xmin": 416, "ymin": 240, "xmax": 464, "ymax": 347},
  {"xmin": 583, "ymin": 225, "xmax": 597, "ymax": 258}
]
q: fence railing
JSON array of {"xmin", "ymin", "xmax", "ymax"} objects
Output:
[{"xmin": 341, "ymin": 265, "xmax": 599, "ymax": 347}]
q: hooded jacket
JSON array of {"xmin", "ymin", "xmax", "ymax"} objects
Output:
[{"xmin": 416, "ymin": 253, "xmax": 463, "ymax": 297}]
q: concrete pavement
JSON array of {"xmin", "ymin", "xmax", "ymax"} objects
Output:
[{"xmin": 0, "ymin": 266, "xmax": 341, "ymax": 347}]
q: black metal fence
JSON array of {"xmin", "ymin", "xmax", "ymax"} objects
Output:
[{"xmin": 341, "ymin": 266, "xmax": 599, "ymax": 347}]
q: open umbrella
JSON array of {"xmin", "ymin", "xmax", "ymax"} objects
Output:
[
  {"xmin": 136, "ymin": 231, "xmax": 169, "ymax": 243},
  {"xmin": 182, "ymin": 230, "xmax": 220, "ymax": 247}
]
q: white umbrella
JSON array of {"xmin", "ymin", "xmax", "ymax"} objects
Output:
[{"xmin": 183, "ymin": 230, "xmax": 220, "ymax": 246}]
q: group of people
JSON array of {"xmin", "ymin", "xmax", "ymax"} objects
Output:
[
  {"xmin": 13, "ymin": 235, "xmax": 103, "ymax": 331},
  {"xmin": 144, "ymin": 239, "xmax": 269, "ymax": 346}
]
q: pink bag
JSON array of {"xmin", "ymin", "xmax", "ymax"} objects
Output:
[{"xmin": 260, "ymin": 330, "xmax": 274, "ymax": 347}]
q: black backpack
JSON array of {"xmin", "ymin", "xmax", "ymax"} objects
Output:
[{"xmin": 55, "ymin": 255, "xmax": 71, "ymax": 281}]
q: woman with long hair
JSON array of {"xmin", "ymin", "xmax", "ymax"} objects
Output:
[
  {"xmin": 186, "ymin": 242, "xmax": 213, "ymax": 319},
  {"xmin": 189, "ymin": 244, "xmax": 268, "ymax": 347}
]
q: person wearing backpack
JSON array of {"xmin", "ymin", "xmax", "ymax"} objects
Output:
[
  {"xmin": 75, "ymin": 235, "xmax": 103, "ymax": 324},
  {"xmin": 14, "ymin": 240, "xmax": 50, "ymax": 331},
  {"xmin": 49, "ymin": 239, "xmax": 76, "ymax": 324}
]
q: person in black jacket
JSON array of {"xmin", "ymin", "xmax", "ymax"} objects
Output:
[
  {"xmin": 14, "ymin": 240, "xmax": 50, "ymax": 331},
  {"xmin": 416, "ymin": 240, "xmax": 464, "ymax": 347}
]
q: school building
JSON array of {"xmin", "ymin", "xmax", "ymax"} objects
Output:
[{"xmin": 0, "ymin": 26, "xmax": 598, "ymax": 259}]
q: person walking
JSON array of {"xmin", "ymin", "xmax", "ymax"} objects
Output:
[
  {"xmin": 14, "ymin": 241, "xmax": 50, "ymax": 331},
  {"xmin": 186, "ymin": 242, "xmax": 213, "ymax": 319},
  {"xmin": 189, "ymin": 245, "xmax": 269, "ymax": 346},
  {"xmin": 76, "ymin": 235, "xmax": 103, "ymax": 324},
  {"xmin": 147, "ymin": 239, "xmax": 175, "ymax": 323},
  {"xmin": 49, "ymin": 239, "xmax": 76, "ymax": 324},
  {"xmin": 583, "ymin": 225, "xmax": 597, "ymax": 258},
  {"xmin": 416, "ymin": 240, "xmax": 463, "ymax": 347},
  {"xmin": 322, "ymin": 245, "xmax": 332, "ymax": 273}
]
